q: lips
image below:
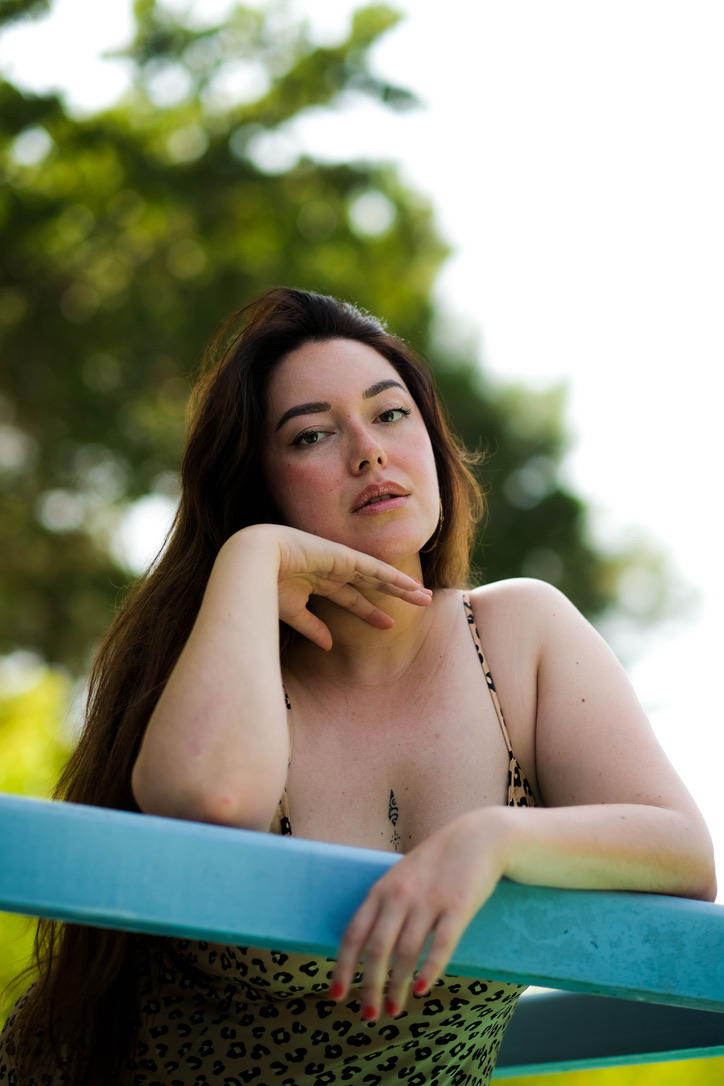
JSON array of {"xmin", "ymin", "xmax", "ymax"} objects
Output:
[{"xmin": 352, "ymin": 481, "xmax": 410, "ymax": 512}]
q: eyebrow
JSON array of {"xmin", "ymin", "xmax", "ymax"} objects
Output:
[{"xmin": 274, "ymin": 379, "xmax": 406, "ymax": 432}]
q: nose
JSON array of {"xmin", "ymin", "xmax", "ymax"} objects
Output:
[{"xmin": 350, "ymin": 425, "xmax": 388, "ymax": 474}]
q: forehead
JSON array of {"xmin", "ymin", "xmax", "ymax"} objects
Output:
[{"xmin": 266, "ymin": 338, "xmax": 406, "ymax": 405}]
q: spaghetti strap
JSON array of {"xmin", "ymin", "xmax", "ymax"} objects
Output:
[
  {"xmin": 462, "ymin": 592, "xmax": 536, "ymax": 807},
  {"xmin": 269, "ymin": 686, "xmax": 293, "ymax": 836},
  {"xmin": 462, "ymin": 592, "xmax": 513, "ymax": 752}
]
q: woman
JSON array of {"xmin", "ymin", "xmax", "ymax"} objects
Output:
[{"xmin": 1, "ymin": 287, "xmax": 715, "ymax": 1085}]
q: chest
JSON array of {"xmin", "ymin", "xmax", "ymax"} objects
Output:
[{"xmin": 283, "ymin": 632, "xmax": 513, "ymax": 853}]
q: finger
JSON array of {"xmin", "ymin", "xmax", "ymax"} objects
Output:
[
  {"xmin": 326, "ymin": 583, "xmax": 396, "ymax": 629},
  {"xmin": 332, "ymin": 895, "xmax": 407, "ymax": 1021},
  {"xmin": 383, "ymin": 909, "xmax": 434, "ymax": 1017},
  {"xmin": 371, "ymin": 584, "xmax": 433, "ymax": 609},
  {"xmin": 329, "ymin": 897, "xmax": 379, "ymax": 1003},
  {"xmin": 351, "ymin": 883, "xmax": 419, "ymax": 1020},
  {"xmin": 357, "ymin": 912, "xmax": 408, "ymax": 1022},
  {"xmin": 374, "ymin": 581, "xmax": 434, "ymax": 605},
  {"xmin": 412, "ymin": 911, "xmax": 466, "ymax": 997},
  {"xmin": 348, "ymin": 567, "xmax": 433, "ymax": 605},
  {"xmin": 280, "ymin": 531, "xmax": 432, "ymax": 602},
  {"xmin": 327, "ymin": 551, "xmax": 432, "ymax": 603},
  {"xmin": 282, "ymin": 606, "xmax": 333, "ymax": 651}
]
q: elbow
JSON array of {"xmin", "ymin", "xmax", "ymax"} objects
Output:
[
  {"xmin": 681, "ymin": 872, "xmax": 718, "ymax": 904},
  {"xmin": 692, "ymin": 864, "xmax": 718, "ymax": 904},
  {"xmin": 181, "ymin": 788, "xmax": 278, "ymax": 833},
  {"xmin": 675, "ymin": 837, "xmax": 718, "ymax": 903},
  {"xmin": 657, "ymin": 810, "xmax": 718, "ymax": 903},
  {"xmin": 691, "ymin": 828, "xmax": 718, "ymax": 903},
  {"xmin": 131, "ymin": 754, "xmax": 157, "ymax": 815},
  {"xmin": 131, "ymin": 756, "xmax": 279, "ymax": 832}
]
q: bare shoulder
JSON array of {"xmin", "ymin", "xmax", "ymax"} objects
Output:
[
  {"xmin": 469, "ymin": 576, "xmax": 629, "ymax": 714},
  {"xmin": 467, "ymin": 577, "xmax": 581, "ymax": 647},
  {"xmin": 469, "ymin": 580, "xmax": 692, "ymax": 812},
  {"xmin": 468, "ymin": 576, "xmax": 576, "ymax": 610},
  {"xmin": 465, "ymin": 578, "xmax": 639, "ymax": 803}
]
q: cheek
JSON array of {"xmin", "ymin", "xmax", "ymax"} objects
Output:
[
  {"xmin": 410, "ymin": 433, "xmax": 439, "ymax": 491},
  {"xmin": 265, "ymin": 458, "xmax": 336, "ymax": 528}
]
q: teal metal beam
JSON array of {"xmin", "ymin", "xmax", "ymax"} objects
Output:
[
  {"xmin": 1, "ymin": 793, "xmax": 723, "ymax": 1022},
  {"xmin": 494, "ymin": 992, "xmax": 724, "ymax": 1076}
]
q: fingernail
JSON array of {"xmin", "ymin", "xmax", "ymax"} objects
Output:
[
  {"xmin": 413, "ymin": 979, "xmax": 428, "ymax": 996},
  {"xmin": 385, "ymin": 999, "xmax": 400, "ymax": 1017},
  {"xmin": 362, "ymin": 1004, "xmax": 377, "ymax": 1021},
  {"xmin": 329, "ymin": 981, "xmax": 344, "ymax": 1000}
]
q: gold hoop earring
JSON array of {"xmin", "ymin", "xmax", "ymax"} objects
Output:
[{"xmin": 421, "ymin": 503, "xmax": 444, "ymax": 553}]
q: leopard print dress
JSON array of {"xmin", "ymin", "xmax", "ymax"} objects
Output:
[{"xmin": 0, "ymin": 594, "xmax": 536, "ymax": 1086}]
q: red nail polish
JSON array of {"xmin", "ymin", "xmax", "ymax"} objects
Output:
[
  {"xmin": 362, "ymin": 1004, "xmax": 377, "ymax": 1021},
  {"xmin": 413, "ymin": 978, "xmax": 428, "ymax": 996},
  {"xmin": 385, "ymin": 999, "xmax": 400, "ymax": 1017},
  {"xmin": 329, "ymin": 981, "xmax": 344, "ymax": 1000}
]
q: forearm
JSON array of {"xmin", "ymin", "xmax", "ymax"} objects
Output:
[
  {"xmin": 329, "ymin": 794, "xmax": 715, "ymax": 1020},
  {"xmin": 132, "ymin": 526, "xmax": 289, "ymax": 830},
  {"xmin": 494, "ymin": 802, "xmax": 717, "ymax": 901}
]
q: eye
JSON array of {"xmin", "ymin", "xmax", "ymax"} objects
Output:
[
  {"xmin": 292, "ymin": 428, "xmax": 324, "ymax": 447},
  {"xmin": 377, "ymin": 407, "xmax": 411, "ymax": 423}
]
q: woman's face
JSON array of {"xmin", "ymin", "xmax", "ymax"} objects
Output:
[{"xmin": 262, "ymin": 338, "xmax": 440, "ymax": 567}]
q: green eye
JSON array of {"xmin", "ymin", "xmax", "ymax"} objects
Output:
[
  {"xmin": 378, "ymin": 407, "xmax": 411, "ymax": 423},
  {"xmin": 293, "ymin": 429, "xmax": 322, "ymax": 446}
]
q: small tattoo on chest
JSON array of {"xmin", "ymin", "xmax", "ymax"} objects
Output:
[{"xmin": 388, "ymin": 789, "xmax": 400, "ymax": 851}]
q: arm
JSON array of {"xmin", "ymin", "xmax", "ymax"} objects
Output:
[
  {"xmin": 132, "ymin": 525, "xmax": 289, "ymax": 830},
  {"xmin": 508, "ymin": 578, "xmax": 715, "ymax": 899},
  {"xmin": 131, "ymin": 523, "xmax": 431, "ymax": 830},
  {"xmin": 330, "ymin": 580, "xmax": 716, "ymax": 1019}
]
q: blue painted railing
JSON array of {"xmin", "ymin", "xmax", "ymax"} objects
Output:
[{"xmin": 1, "ymin": 792, "xmax": 723, "ymax": 1076}]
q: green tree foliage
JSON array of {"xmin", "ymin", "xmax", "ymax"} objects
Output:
[
  {"xmin": 0, "ymin": 0, "xmax": 51, "ymax": 29},
  {"xmin": 0, "ymin": 663, "xmax": 70, "ymax": 796},
  {"xmin": 0, "ymin": 0, "xmax": 661, "ymax": 674}
]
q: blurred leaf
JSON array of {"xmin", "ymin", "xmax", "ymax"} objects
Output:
[
  {"xmin": 0, "ymin": 0, "xmax": 51, "ymax": 31},
  {"xmin": 0, "ymin": 663, "xmax": 72, "ymax": 796},
  {"xmin": 0, "ymin": 661, "xmax": 72, "ymax": 1024}
]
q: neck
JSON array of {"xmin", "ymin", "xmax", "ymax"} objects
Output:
[{"xmin": 285, "ymin": 577, "xmax": 443, "ymax": 687}]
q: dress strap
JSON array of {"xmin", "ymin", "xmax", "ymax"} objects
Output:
[
  {"xmin": 462, "ymin": 592, "xmax": 536, "ymax": 808},
  {"xmin": 271, "ymin": 789, "xmax": 292, "ymax": 836},
  {"xmin": 269, "ymin": 686, "xmax": 293, "ymax": 836},
  {"xmin": 462, "ymin": 592, "xmax": 513, "ymax": 754}
]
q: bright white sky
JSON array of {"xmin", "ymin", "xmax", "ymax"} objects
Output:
[{"xmin": 2, "ymin": 0, "xmax": 723, "ymax": 894}]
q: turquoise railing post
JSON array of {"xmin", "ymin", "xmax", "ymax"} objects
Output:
[{"xmin": 1, "ymin": 792, "xmax": 723, "ymax": 1075}]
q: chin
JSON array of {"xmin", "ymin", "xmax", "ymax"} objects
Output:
[{"xmin": 362, "ymin": 533, "xmax": 428, "ymax": 568}]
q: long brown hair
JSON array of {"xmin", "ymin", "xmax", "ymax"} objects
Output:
[{"xmin": 9, "ymin": 287, "xmax": 484, "ymax": 1082}]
